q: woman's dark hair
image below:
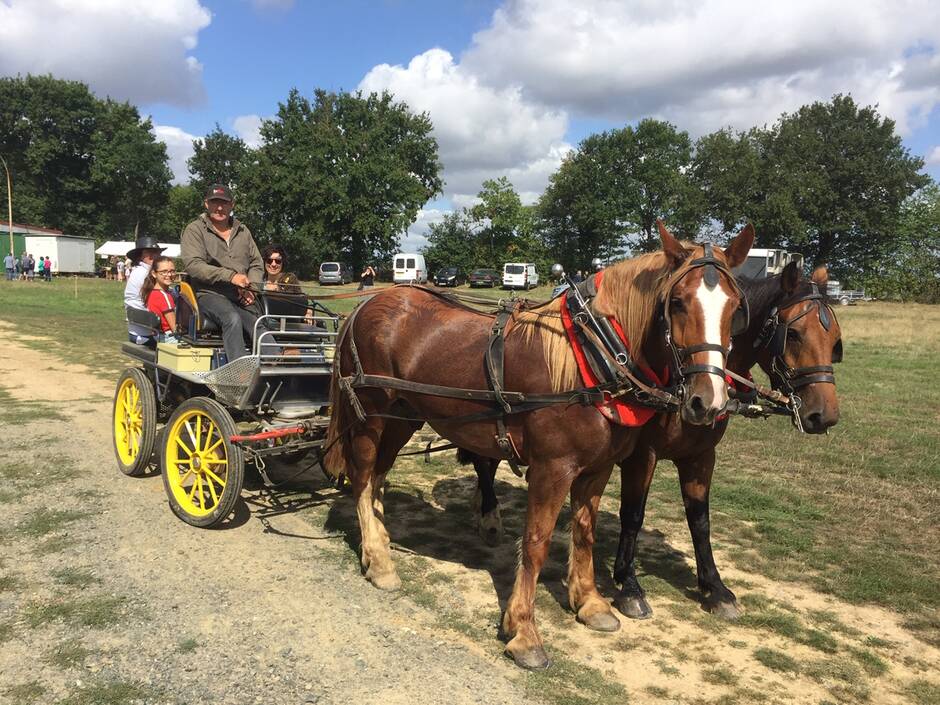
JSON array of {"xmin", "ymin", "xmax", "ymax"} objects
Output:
[
  {"xmin": 140, "ymin": 256, "xmax": 175, "ymax": 303},
  {"xmin": 262, "ymin": 244, "xmax": 287, "ymax": 267}
]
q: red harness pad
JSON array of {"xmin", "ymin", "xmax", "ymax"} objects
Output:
[{"xmin": 560, "ymin": 287, "xmax": 666, "ymax": 427}]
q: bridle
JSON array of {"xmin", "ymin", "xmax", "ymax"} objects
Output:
[
  {"xmin": 662, "ymin": 243, "xmax": 749, "ymax": 389},
  {"xmin": 753, "ymin": 282, "xmax": 842, "ymax": 395}
]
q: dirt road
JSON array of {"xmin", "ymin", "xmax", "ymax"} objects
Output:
[{"xmin": 0, "ymin": 333, "xmax": 536, "ymax": 705}]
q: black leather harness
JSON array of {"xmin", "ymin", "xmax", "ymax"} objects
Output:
[{"xmin": 753, "ymin": 283, "xmax": 842, "ymax": 394}]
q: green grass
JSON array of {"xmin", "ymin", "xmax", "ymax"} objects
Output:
[
  {"xmin": 177, "ymin": 637, "xmax": 199, "ymax": 653},
  {"xmin": 3, "ymin": 682, "xmax": 46, "ymax": 703},
  {"xmin": 44, "ymin": 638, "xmax": 91, "ymax": 668},
  {"xmin": 904, "ymin": 680, "xmax": 940, "ymax": 705},
  {"xmin": 702, "ymin": 666, "xmax": 739, "ymax": 686},
  {"xmin": 24, "ymin": 595, "xmax": 127, "ymax": 628},
  {"xmin": 752, "ymin": 648, "xmax": 800, "ymax": 673},
  {"xmin": 16, "ymin": 508, "xmax": 88, "ymax": 538},
  {"xmin": 56, "ymin": 680, "xmax": 152, "ymax": 705},
  {"xmin": 52, "ymin": 567, "xmax": 100, "ymax": 589}
]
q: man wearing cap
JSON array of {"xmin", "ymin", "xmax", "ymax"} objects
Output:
[
  {"xmin": 124, "ymin": 235, "xmax": 166, "ymax": 345},
  {"xmin": 181, "ymin": 184, "xmax": 263, "ymax": 361}
]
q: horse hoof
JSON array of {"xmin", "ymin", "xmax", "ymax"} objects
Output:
[
  {"xmin": 709, "ymin": 600, "xmax": 743, "ymax": 621},
  {"xmin": 578, "ymin": 609, "xmax": 621, "ymax": 632},
  {"xmin": 613, "ymin": 595, "xmax": 653, "ymax": 620},
  {"xmin": 367, "ymin": 570, "xmax": 402, "ymax": 592},
  {"xmin": 506, "ymin": 644, "xmax": 551, "ymax": 670},
  {"xmin": 481, "ymin": 527, "xmax": 501, "ymax": 547}
]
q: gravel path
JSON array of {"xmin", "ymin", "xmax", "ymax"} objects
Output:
[{"xmin": 0, "ymin": 334, "xmax": 536, "ymax": 705}]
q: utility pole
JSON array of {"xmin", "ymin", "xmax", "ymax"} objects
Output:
[{"xmin": 0, "ymin": 155, "xmax": 12, "ymax": 255}]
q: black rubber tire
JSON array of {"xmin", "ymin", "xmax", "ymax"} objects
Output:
[
  {"xmin": 112, "ymin": 367, "xmax": 157, "ymax": 477},
  {"xmin": 161, "ymin": 397, "xmax": 245, "ymax": 528}
]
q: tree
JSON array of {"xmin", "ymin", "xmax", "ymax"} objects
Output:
[
  {"xmin": 760, "ymin": 95, "xmax": 928, "ymax": 276},
  {"xmin": 864, "ymin": 183, "xmax": 940, "ymax": 302},
  {"xmin": 469, "ymin": 177, "xmax": 538, "ymax": 264},
  {"xmin": 242, "ymin": 88, "xmax": 442, "ymax": 276},
  {"xmin": 0, "ymin": 75, "xmax": 171, "ymax": 240},
  {"xmin": 159, "ymin": 184, "xmax": 202, "ymax": 241},
  {"xmin": 187, "ymin": 125, "xmax": 250, "ymax": 197},
  {"xmin": 625, "ymin": 119, "xmax": 704, "ymax": 250},
  {"xmin": 538, "ymin": 140, "xmax": 627, "ymax": 273},
  {"xmin": 421, "ymin": 211, "xmax": 478, "ymax": 274},
  {"xmin": 692, "ymin": 128, "xmax": 765, "ymax": 238}
]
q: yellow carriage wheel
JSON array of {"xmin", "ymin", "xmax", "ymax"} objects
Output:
[
  {"xmin": 161, "ymin": 397, "xmax": 244, "ymax": 528},
  {"xmin": 112, "ymin": 367, "xmax": 157, "ymax": 477}
]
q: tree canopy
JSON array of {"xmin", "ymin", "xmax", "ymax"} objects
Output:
[
  {"xmin": 234, "ymin": 89, "xmax": 442, "ymax": 276},
  {"xmin": 0, "ymin": 75, "xmax": 172, "ymax": 241}
]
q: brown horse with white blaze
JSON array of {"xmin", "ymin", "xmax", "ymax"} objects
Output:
[{"xmin": 323, "ymin": 223, "xmax": 754, "ymax": 669}]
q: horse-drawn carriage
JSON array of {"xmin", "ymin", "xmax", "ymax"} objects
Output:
[
  {"xmin": 111, "ymin": 282, "xmax": 340, "ymax": 527},
  {"xmin": 111, "ymin": 222, "xmax": 843, "ymax": 670}
]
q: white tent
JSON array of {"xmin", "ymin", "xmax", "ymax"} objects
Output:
[{"xmin": 95, "ymin": 241, "xmax": 181, "ymax": 258}]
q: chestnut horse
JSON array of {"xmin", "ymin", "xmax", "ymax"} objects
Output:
[
  {"xmin": 462, "ymin": 262, "xmax": 843, "ymax": 620},
  {"xmin": 323, "ymin": 223, "xmax": 754, "ymax": 669},
  {"xmin": 612, "ymin": 263, "xmax": 842, "ymax": 620}
]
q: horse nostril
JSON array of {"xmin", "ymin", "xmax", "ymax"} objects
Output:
[
  {"xmin": 689, "ymin": 395, "xmax": 706, "ymax": 414},
  {"xmin": 807, "ymin": 412, "xmax": 822, "ymax": 429}
]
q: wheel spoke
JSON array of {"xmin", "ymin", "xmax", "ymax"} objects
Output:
[
  {"xmin": 205, "ymin": 472, "xmax": 219, "ymax": 505},
  {"xmin": 204, "ymin": 437, "xmax": 223, "ymax": 456},
  {"xmin": 197, "ymin": 474, "xmax": 206, "ymax": 510},
  {"xmin": 183, "ymin": 420, "xmax": 198, "ymax": 453},
  {"xmin": 175, "ymin": 435, "xmax": 194, "ymax": 456},
  {"xmin": 202, "ymin": 421, "xmax": 216, "ymax": 453},
  {"xmin": 204, "ymin": 467, "xmax": 226, "ymax": 487},
  {"xmin": 195, "ymin": 416, "xmax": 202, "ymax": 452},
  {"xmin": 187, "ymin": 476, "xmax": 200, "ymax": 500},
  {"xmin": 204, "ymin": 458, "xmax": 228, "ymax": 466}
]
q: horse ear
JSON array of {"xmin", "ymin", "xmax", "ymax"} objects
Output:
[
  {"xmin": 658, "ymin": 219, "xmax": 689, "ymax": 268},
  {"xmin": 811, "ymin": 265, "xmax": 829, "ymax": 294},
  {"xmin": 722, "ymin": 223, "xmax": 755, "ymax": 269},
  {"xmin": 781, "ymin": 261, "xmax": 800, "ymax": 295}
]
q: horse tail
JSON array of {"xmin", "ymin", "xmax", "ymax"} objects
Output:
[{"xmin": 323, "ymin": 307, "xmax": 360, "ymax": 480}]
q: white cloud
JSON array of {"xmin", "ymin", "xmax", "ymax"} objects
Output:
[
  {"xmin": 400, "ymin": 207, "xmax": 450, "ymax": 252},
  {"xmin": 153, "ymin": 125, "xmax": 197, "ymax": 185},
  {"xmin": 0, "ymin": 0, "xmax": 210, "ymax": 107},
  {"xmin": 359, "ymin": 48, "xmax": 571, "ymax": 203},
  {"xmin": 462, "ymin": 0, "xmax": 940, "ymax": 137},
  {"xmin": 928, "ymin": 146, "xmax": 940, "ymax": 166},
  {"xmin": 232, "ymin": 114, "xmax": 265, "ymax": 148}
]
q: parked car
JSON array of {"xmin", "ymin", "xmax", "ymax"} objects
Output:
[
  {"xmin": 318, "ymin": 261, "xmax": 352, "ymax": 285},
  {"xmin": 468, "ymin": 268, "xmax": 500, "ymax": 288},
  {"xmin": 392, "ymin": 253, "xmax": 428, "ymax": 283},
  {"xmin": 503, "ymin": 262, "xmax": 539, "ymax": 290},
  {"xmin": 433, "ymin": 267, "xmax": 465, "ymax": 287}
]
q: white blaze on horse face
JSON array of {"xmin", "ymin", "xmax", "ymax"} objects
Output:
[{"xmin": 695, "ymin": 279, "xmax": 730, "ymax": 404}]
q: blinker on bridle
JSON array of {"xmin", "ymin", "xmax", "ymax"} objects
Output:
[
  {"xmin": 663, "ymin": 242, "xmax": 749, "ymax": 384},
  {"xmin": 754, "ymin": 281, "xmax": 842, "ymax": 393}
]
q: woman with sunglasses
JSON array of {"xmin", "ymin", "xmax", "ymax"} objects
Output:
[
  {"xmin": 262, "ymin": 244, "xmax": 315, "ymax": 324},
  {"xmin": 140, "ymin": 256, "xmax": 180, "ymax": 343}
]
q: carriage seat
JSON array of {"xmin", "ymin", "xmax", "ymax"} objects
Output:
[
  {"xmin": 176, "ymin": 281, "xmax": 221, "ymax": 342},
  {"xmin": 125, "ymin": 306, "xmax": 160, "ymax": 347}
]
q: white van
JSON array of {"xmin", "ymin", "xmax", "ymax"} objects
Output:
[
  {"xmin": 392, "ymin": 253, "xmax": 428, "ymax": 283},
  {"xmin": 503, "ymin": 262, "xmax": 539, "ymax": 290}
]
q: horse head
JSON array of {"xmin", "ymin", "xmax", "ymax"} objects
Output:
[
  {"xmin": 657, "ymin": 221, "xmax": 754, "ymax": 425},
  {"xmin": 755, "ymin": 263, "xmax": 842, "ymax": 433}
]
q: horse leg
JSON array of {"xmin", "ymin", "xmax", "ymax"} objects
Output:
[
  {"xmin": 502, "ymin": 460, "xmax": 574, "ymax": 670},
  {"xmin": 473, "ymin": 456, "xmax": 502, "ymax": 546},
  {"xmin": 568, "ymin": 464, "xmax": 620, "ymax": 632},
  {"xmin": 350, "ymin": 418, "xmax": 416, "ymax": 591},
  {"xmin": 675, "ymin": 449, "xmax": 742, "ymax": 619},
  {"xmin": 611, "ymin": 445, "xmax": 657, "ymax": 619}
]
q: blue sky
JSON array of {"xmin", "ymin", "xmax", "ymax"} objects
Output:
[{"xmin": 2, "ymin": 0, "xmax": 940, "ymax": 249}]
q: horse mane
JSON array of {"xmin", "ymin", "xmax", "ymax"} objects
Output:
[
  {"xmin": 738, "ymin": 272, "xmax": 819, "ymax": 319},
  {"xmin": 512, "ymin": 249, "xmax": 683, "ymax": 393}
]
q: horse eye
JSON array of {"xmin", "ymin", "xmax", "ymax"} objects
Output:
[
  {"xmin": 670, "ymin": 298, "xmax": 685, "ymax": 312},
  {"xmin": 786, "ymin": 329, "xmax": 801, "ymax": 342}
]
